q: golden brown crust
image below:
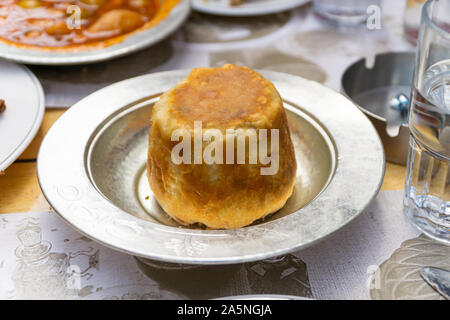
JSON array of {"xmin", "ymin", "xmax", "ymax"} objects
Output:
[
  {"xmin": 169, "ymin": 65, "xmax": 279, "ymax": 129},
  {"xmin": 147, "ymin": 64, "xmax": 297, "ymax": 229}
]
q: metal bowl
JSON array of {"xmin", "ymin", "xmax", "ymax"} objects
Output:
[
  {"xmin": 0, "ymin": 0, "xmax": 190, "ymax": 65},
  {"xmin": 342, "ymin": 51, "xmax": 415, "ymax": 165},
  {"xmin": 37, "ymin": 70, "xmax": 384, "ymax": 265},
  {"xmin": 87, "ymin": 96, "xmax": 334, "ymax": 227}
]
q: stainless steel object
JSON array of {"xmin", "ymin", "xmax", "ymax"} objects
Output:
[
  {"xmin": 421, "ymin": 267, "xmax": 450, "ymax": 300},
  {"xmin": 0, "ymin": 0, "xmax": 190, "ymax": 66},
  {"xmin": 37, "ymin": 70, "xmax": 385, "ymax": 265},
  {"xmin": 342, "ymin": 51, "xmax": 415, "ymax": 165},
  {"xmin": 88, "ymin": 95, "xmax": 334, "ymax": 226}
]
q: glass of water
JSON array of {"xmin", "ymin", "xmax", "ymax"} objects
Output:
[
  {"xmin": 313, "ymin": 0, "xmax": 381, "ymax": 27},
  {"xmin": 404, "ymin": 0, "xmax": 450, "ymax": 242},
  {"xmin": 403, "ymin": 0, "xmax": 426, "ymax": 44}
]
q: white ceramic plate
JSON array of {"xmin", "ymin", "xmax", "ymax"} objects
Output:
[
  {"xmin": 0, "ymin": 59, "xmax": 45, "ymax": 171},
  {"xmin": 0, "ymin": 0, "xmax": 190, "ymax": 66},
  {"xmin": 192, "ymin": 0, "xmax": 310, "ymax": 16}
]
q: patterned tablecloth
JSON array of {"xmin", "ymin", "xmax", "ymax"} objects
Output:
[
  {"xmin": 1, "ymin": 190, "xmax": 448, "ymax": 300},
  {"xmin": 3, "ymin": 1, "xmax": 448, "ymax": 300}
]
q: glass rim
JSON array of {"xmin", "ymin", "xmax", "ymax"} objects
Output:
[{"xmin": 422, "ymin": 0, "xmax": 450, "ymax": 41}]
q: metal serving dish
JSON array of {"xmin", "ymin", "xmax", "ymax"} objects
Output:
[
  {"xmin": 37, "ymin": 70, "xmax": 384, "ymax": 265},
  {"xmin": 342, "ymin": 51, "xmax": 415, "ymax": 165},
  {"xmin": 0, "ymin": 0, "xmax": 190, "ymax": 65},
  {"xmin": 88, "ymin": 94, "xmax": 334, "ymax": 226}
]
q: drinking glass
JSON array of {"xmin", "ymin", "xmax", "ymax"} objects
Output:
[
  {"xmin": 404, "ymin": 0, "xmax": 450, "ymax": 243},
  {"xmin": 313, "ymin": 0, "xmax": 381, "ymax": 26},
  {"xmin": 403, "ymin": 0, "xmax": 426, "ymax": 44}
]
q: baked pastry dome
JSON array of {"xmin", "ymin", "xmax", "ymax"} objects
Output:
[{"xmin": 147, "ymin": 64, "xmax": 297, "ymax": 229}]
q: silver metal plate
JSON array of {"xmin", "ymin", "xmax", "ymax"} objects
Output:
[
  {"xmin": 0, "ymin": 0, "xmax": 190, "ymax": 66},
  {"xmin": 37, "ymin": 70, "xmax": 385, "ymax": 265},
  {"xmin": 341, "ymin": 51, "xmax": 415, "ymax": 165},
  {"xmin": 86, "ymin": 98, "xmax": 335, "ymax": 227},
  {"xmin": 420, "ymin": 267, "xmax": 450, "ymax": 300}
]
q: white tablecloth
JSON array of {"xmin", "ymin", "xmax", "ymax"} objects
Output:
[{"xmin": 3, "ymin": 190, "xmax": 445, "ymax": 300}]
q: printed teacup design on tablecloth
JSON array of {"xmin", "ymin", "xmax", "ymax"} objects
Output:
[
  {"xmin": 210, "ymin": 48, "xmax": 327, "ymax": 83},
  {"xmin": 370, "ymin": 234, "xmax": 450, "ymax": 300},
  {"xmin": 10, "ymin": 218, "xmax": 99, "ymax": 300},
  {"xmin": 3, "ymin": 213, "xmax": 313, "ymax": 300},
  {"xmin": 83, "ymin": 284, "xmax": 184, "ymax": 300}
]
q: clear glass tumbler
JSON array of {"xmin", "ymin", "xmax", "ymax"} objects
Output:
[
  {"xmin": 404, "ymin": 0, "xmax": 450, "ymax": 243},
  {"xmin": 403, "ymin": 0, "xmax": 426, "ymax": 45},
  {"xmin": 313, "ymin": 0, "xmax": 381, "ymax": 27}
]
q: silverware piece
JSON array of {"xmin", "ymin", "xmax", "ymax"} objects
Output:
[
  {"xmin": 420, "ymin": 267, "xmax": 450, "ymax": 300},
  {"xmin": 341, "ymin": 51, "xmax": 415, "ymax": 165}
]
